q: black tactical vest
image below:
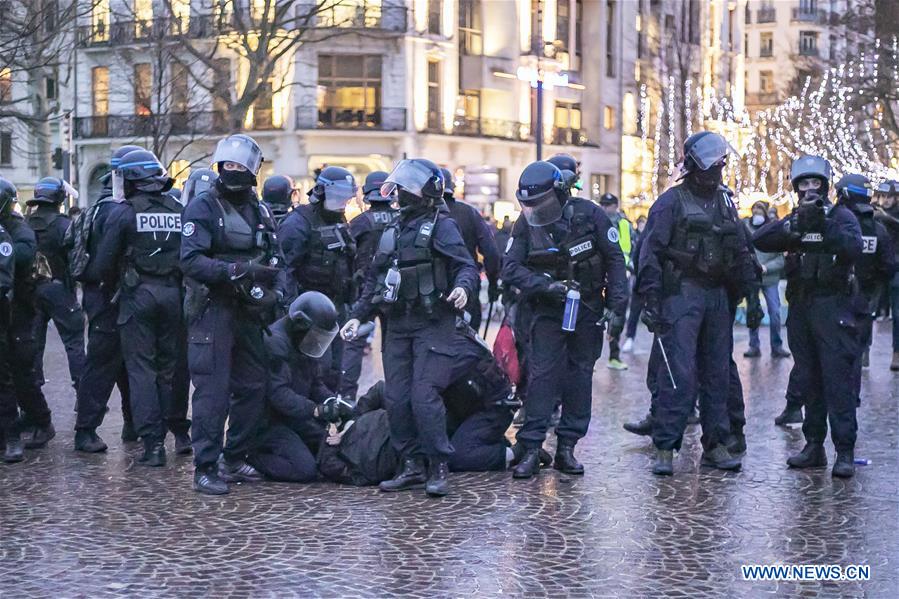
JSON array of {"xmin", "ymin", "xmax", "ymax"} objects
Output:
[
  {"xmin": 851, "ymin": 203, "xmax": 880, "ymax": 288},
  {"xmin": 524, "ymin": 200, "xmax": 606, "ymax": 299},
  {"xmin": 786, "ymin": 209, "xmax": 853, "ymax": 298},
  {"xmin": 665, "ymin": 186, "xmax": 739, "ymax": 285},
  {"xmin": 0, "ymin": 223, "xmax": 13, "ymax": 295},
  {"xmin": 296, "ymin": 206, "xmax": 356, "ymax": 300},
  {"xmin": 26, "ymin": 209, "xmax": 68, "ymax": 282},
  {"xmin": 210, "ymin": 190, "xmax": 278, "ymax": 265},
  {"xmin": 128, "ymin": 193, "xmax": 183, "ymax": 278},
  {"xmin": 373, "ymin": 211, "xmax": 449, "ymax": 315}
]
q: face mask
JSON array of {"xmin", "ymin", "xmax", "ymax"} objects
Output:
[
  {"xmin": 751, "ymin": 214, "xmax": 765, "ymax": 226},
  {"xmin": 219, "ymin": 169, "xmax": 257, "ymax": 192},
  {"xmin": 694, "ymin": 164, "xmax": 724, "ymax": 189},
  {"xmin": 397, "ymin": 188, "xmax": 425, "ymax": 212}
]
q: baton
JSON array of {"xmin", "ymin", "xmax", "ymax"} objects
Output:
[
  {"xmin": 656, "ymin": 336, "xmax": 677, "ymax": 390},
  {"xmin": 482, "ymin": 300, "xmax": 495, "ymax": 338}
]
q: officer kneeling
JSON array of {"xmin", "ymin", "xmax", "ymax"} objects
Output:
[
  {"xmin": 341, "ymin": 158, "xmax": 479, "ymax": 497},
  {"xmin": 753, "ymin": 156, "xmax": 865, "ymax": 478},
  {"xmin": 503, "ymin": 161, "xmax": 628, "ymax": 479}
]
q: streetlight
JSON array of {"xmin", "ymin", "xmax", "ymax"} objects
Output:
[{"xmin": 515, "ymin": 66, "xmax": 568, "ymax": 160}]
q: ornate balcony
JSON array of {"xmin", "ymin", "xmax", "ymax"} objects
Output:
[{"xmin": 295, "ymin": 105, "xmax": 407, "ymax": 131}]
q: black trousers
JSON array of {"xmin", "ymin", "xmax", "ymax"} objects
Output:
[{"xmin": 33, "ymin": 280, "xmax": 85, "ymax": 388}]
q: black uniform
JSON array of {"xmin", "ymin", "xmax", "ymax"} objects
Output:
[
  {"xmin": 0, "ymin": 223, "xmax": 17, "ymax": 446},
  {"xmin": 97, "ymin": 192, "xmax": 187, "ymax": 445},
  {"xmin": 351, "ymin": 207, "xmax": 479, "ymax": 465},
  {"xmin": 27, "ymin": 205, "xmax": 85, "ymax": 388},
  {"xmin": 180, "ymin": 181, "xmax": 281, "ymax": 470},
  {"xmin": 503, "ymin": 197, "xmax": 628, "ymax": 450},
  {"xmin": 753, "ymin": 204, "xmax": 864, "ymax": 456}
]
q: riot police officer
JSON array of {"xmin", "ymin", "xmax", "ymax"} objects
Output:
[
  {"xmin": 341, "ymin": 158, "xmax": 479, "ymax": 497},
  {"xmin": 753, "ymin": 155, "xmax": 864, "ymax": 478},
  {"xmin": 279, "ymin": 166, "xmax": 357, "ymax": 390},
  {"xmin": 95, "ymin": 150, "xmax": 189, "ymax": 465},
  {"xmin": 874, "ymin": 179, "xmax": 899, "ymax": 370},
  {"xmin": 73, "ymin": 145, "xmax": 144, "ymax": 452},
  {"xmin": 340, "ymin": 171, "xmax": 398, "ymax": 401},
  {"xmin": 438, "ymin": 168, "xmax": 500, "ymax": 331},
  {"xmin": 0, "ymin": 178, "xmax": 53, "ymax": 461},
  {"xmin": 182, "ymin": 168, "xmax": 217, "ymax": 206},
  {"xmin": 637, "ymin": 132, "xmax": 757, "ymax": 475},
  {"xmin": 1, "ymin": 194, "xmax": 20, "ymax": 461},
  {"xmin": 834, "ymin": 174, "xmax": 894, "ymax": 395},
  {"xmin": 25, "ymin": 179, "xmax": 85, "ymax": 409},
  {"xmin": 262, "ymin": 174, "xmax": 296, "ymax": 226},
  {"xmin": 180, "ymin": 134, "xmax": 282, "ymax": 494},
  {"xmin": 503, "ymin": 160, "xmax": 628, "ymax": 479}
]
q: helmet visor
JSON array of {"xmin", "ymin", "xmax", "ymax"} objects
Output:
[
  {"xmin": 516, "ymin": 187, "xmax": 563, "ymax": 226},
  {"xmin": 297, "ymin": 323, "xmax": 339, "ymax": 358},
  {"xmin": 111, "ymin": 171, "xmax": 125, "ymax": 202},
  {"xmin": 687, "ymin": 134, "xmax": 738, "ymax": 171},
  {"xmin": 213, "ymin": 137, "xmax": 263, "ymax": 175},
  {"xmin": 321, "ymin": 178, "xmax": 358, "ymax": 212},
  {"xmin": 380, "ymin": 160, "xmax": 436, "ymax": 198}
]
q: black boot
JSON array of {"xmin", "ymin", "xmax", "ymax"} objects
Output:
[
  {"xmin": 379, "ymin": 457, "xmax": 427, "ymax": 492},
  {"xmin": 121, "ymin": 420, "xmax": 138, "ymax": 443},
  {"xmin": 553, "ymin": 444, "xmax": 584, "ymax": 475},
  {"xmin": 700, "ymin": 445, "xmax": 742, "ymax": 471},
  {"xmin": 425, "ymin": 460, "xmax": 450, "ymax": 497},
  {"xmin": 74, "ymin": 429, "xmax": 108, "ymax": 453},
  {"xmin": 139, "ymin": 439, "xmax": 166, "ymax": 467},
  {"xmin": 174, "ymin": 431, "xmax": 192, "ymax": 455},
  {"xmin": 652, "ymin": 449, "xmax": 673, "ymax": 475},
  {"xmin": 786, "ymin": 443, "xmax": 827, "ymax": 468},
  {"xmin": 3, "ymin": 432, "xmax": 24, "ymax": 463},
  {"xmin": 512, "ymin": 448, "xmax": 542, "ymax": 479},
  {"xmin": 219, "ymin": 458, "xmax": 263, "ymax": 483},
  {"xmin": 775, "ymin": 407, "xmax": 803, "ymax": 426},
  {"xmin": 510, "ymin": 443, "xmax": 552, "ymax": 468},
  {"xmin": 25, "ymin": 423, "xmax": 56, "ymax": 449},
  {"xmin": 832, "ymin": 449, "xmax": 855, "ymax": 478},
  {"xmin": 193, "ymin": 466, "xmax": 229, "ymax": 495},
  {"xmin": 727, "ymin": 431, "xmax": 747, "ymax": 457},
  {"xmin": 623, "ymin": 413, "xmax": 653, "ymax": 436}
]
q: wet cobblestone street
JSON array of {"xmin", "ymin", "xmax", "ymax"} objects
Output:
[{"xmin": 1, "ymin": 322, "xmax": 896, "ymax": 597}]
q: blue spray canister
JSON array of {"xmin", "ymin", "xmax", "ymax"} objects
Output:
[{"xmin": 562, "ymin": 287, "xmax": 580, "ymax": 332}]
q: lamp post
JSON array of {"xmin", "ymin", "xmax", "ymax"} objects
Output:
[{"xmin": 515, "ymin": 66, "xmax": 567, "ymax": 161}]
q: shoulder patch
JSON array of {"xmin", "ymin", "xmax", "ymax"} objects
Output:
[
  {"xmin": 0, "ymin": 241, "xmax": 12, "ymax": 256},
  {"xmin": 607, "ymin": 227, "xmax": 620, "ymax": 243},
  {"xmin": 182, "ymin": 221, "xmax": 196, "ymax": 237}
]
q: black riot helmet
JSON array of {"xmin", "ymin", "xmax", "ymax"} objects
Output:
[
  {"xmin": 362, "ymin": 170, "xmax": 392, "ymax": 203},
  {"xmin": 836, "ymin": 173, "xmax": 873, "ymax": 204},
  {"xmin": 213, "ymin": 134, "xmax": 264, "ymax": 193},
  {"xmin": 182, "ymin": 168, "xmax": 218, "ymax": 205},
  {"xmin": 381, "ymin": 158, "xmax": 444, "ymax": 211},
  {"xmin": 108, "ymin": 144, "xmax": 147, "ymax": 200},
  {"xmin": 790, "ymin": 155, "xmax": 832, "ymax": 201},
  {"xmin": 0, "ymin": 177, "xmax": 17, "ymax": 216},
  {"xmin": 309, "ymin": 166, "xmax": 357, "ymax": 213},
  {"xmin": 516, "ymin": 161, "xmax": 567, "ymax": 226},
  {"xmin": 439, "ymin": 168, "xmax": 455, "ymax": 199},
  {"xmin": 876, "ymin": 179, "xmax": 899, "ymax": 197},
  {"xmin": 681, "ymin": 131, "xmax": 737, "ymax": 175},
  {"xmin": 287, "ymin": 291, "xmax": 339, "ymax": 358},
  {"xmin": 28, "ymin": 177, "xmax": 66, "ymax": 206},
  {"xmin": 118, "ymin": 149, "xmax": 174, "ymax": 195},
  {"xmin": 263, "ymin": 175, "xmax": 296, "ymax": 210},
  {"xmin": 547, "ymin": 153, "xmax": 581, "ymax": 191},
  {"xmin": 110, "ymin": 144, "xmax": 147, "ymax": 171}
]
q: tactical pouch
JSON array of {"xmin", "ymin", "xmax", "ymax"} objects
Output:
[{"xmin": 184, "ymin": 280, "xmax": 210, "ymax": 322}]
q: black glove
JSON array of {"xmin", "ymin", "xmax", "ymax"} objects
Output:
[
  {"xmin": 541, "ymin": 281, "xmax": 569, "ymax": 304},
  {"xmin": 607, "ymin": 312, "xmax": 626, "ymax": 339},
  {"xmin": 796, "ymin": 199, "xmax": 826, "ymax": 234},
  {"xmin": 228, "ymin": 261, "xmax": 279, "ymax": 284},
  {"xmin": 318, "ymin": 396, "xmax": 355, "ymax": 423},
  {"xmin": 488, "ymin": 280, "xmax": 500, "ymax": 303},
  {"xmin": 641, "ymin": 300, "xmax": 670, "ymax": 335}
]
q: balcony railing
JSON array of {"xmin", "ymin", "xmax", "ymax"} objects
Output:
[
  {"xmin": 295, "ymin": 105, "xmax": 407, "ymax": 131},
  {"xmin": 798, "ymin": 46, "xmax": 819, "ymax": 57},
  {"xmin": 791, "ymin": 8, "xmax": 828, "ymax": 23},
  {"xmin": 756, "ymin": 7, "xmax": 777, "ymax": 23},
  {"xmin": 550, "ymin": 126, "xmax": 594, "ymax": 147},
  {"xmin": 759, "ymin": 47, "xmax": 774, "ymax": 58},
  {"xmin": 73, "ymin": 110, "xmax": 281, "ymax": 139},
  {"xmin": 312, "ymin": 5, "xmax": 407, "ymax": 32},
  {"xmin": 423, "ymin": 113, "xmax": 531, "ymax": 142}
]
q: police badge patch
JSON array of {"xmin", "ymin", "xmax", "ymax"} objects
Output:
[
  {"xmin": 607, "ymin": 227, "xmax": 620, "ymax": 243},
  {"xmin": 0, "ymin": 241, "xmax": 11, "ymax": 257},
  {"xmin": 183, "ymin": 222, "xmax": 196, "ymax": 237}
]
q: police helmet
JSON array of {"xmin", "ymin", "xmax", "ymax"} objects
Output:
[
  {"xmin": 212, "ymin": 133, "xmax": 264, "ymax": 175},
  {"xmin": 439, "ymin": 168, "xmax": 455, "ymax": 197},
  {"xmin": 789, "ymin": 155, "xmax": 832, "ymax": 195},
  {"xmin": 682, "ymin": 131, "xmax": 737, "ymax": 174},
  {"xmin": 182, "ymin": 168, "xmax": 218, "ymax": 205},
  {"xmin": 263, "ymin": 175, "xmax": 295, "ymax": 209},
  {"xmin": 381, "ymin": 158, "xmax": 444, "ymax": 201},
  {"xmin": 835, "ymin": 173, "xmax": 873, "ymax": 203},
  {"xmin": 29, "ymin": 177, "xmax": 66, "ymax": 206},
  {"xmin": 547, "ymin": 154, "xmax": 579, "ymax": 176},
  {"xmin": 0, "ymin": 177, "xmax": 18, "ymax": 215},
  {"xmin": 310, "ymin": 166, "xmax": 357, "ymax": 212},
  {"xmin": 599, "ymin": 192, "xmax": 619, "ymax": 206},
  {"xmin": 287, "ymin": 291, "xmax": 339, "ymax": 358},
  {"xmin": 110, "ymin": 144, "xmax": 146, "ymax": 171},
  {"xmin": 118, "ymin": 150, "xmax": 164, "ymax": 182},
  {"xmin": 516, "ymin": 161, "xmax": 566, "ymax": 226},
  {"xmin": 877, "ymin": 179, "xmax": 899, "ymax": 197},
  {"xmin": 362, "ymin": 170, "xmax": 391, "ymax": 203}
]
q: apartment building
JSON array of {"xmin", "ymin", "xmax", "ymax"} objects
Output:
[{"xmin": 71, "ymin": 0, "xmax": 635, "ymax": 217}]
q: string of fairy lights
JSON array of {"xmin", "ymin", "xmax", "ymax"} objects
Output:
[{"xmin": 633, "ymin": 36, "xmax": 899, "ymax": 208}]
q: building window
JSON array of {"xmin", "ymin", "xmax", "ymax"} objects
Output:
[
  {"xmin": 427, "ymin": 59, "xmax": 441, "ymax": 129},
  {"xmin": 0, "ymin": 68, "xmax": 11, "ymax": 103},
  {"xmin": 554, "ymin": 101, "xmax": 582, "ymax": 143},
  {"xmin": 459, "ymin": 90, "xmax": 480, "ymax": 119},
  {"xmin": 591, "ymin": 174, "xmax": 610, "ymax": 200},
  {"xmin": 605, "ymin": 0, "xmax": 616, "ymax": 77},
  {"xmin": 556, "ymin": 0, "xmax": 570, "ymax": 52},
  {"xmin": 727, "ymin": 6, "xmax": 736, "ymax": 51},
  {"xmin": 92, "ymin": 66, "xmax": 109, "ymax": 116},
  {"xmin": 799, "ymin": 31, "xmax": 818, "ymax": 56},
  {"xmin": 603, "ymin": 105, "xmax": 615, "ymax": 130},
  {"xmin": 530, "ymin": 0, "xmax": 542, "ymax": 54},
  {"xmin": 428, "ymin": 0, "xmax": 442, "ymax": 35},
  {"xmin": 43, "ymin": 0, "xmax": 58, "ymax": 33},
  {"xmin": 134, "ymin": 63, "xmax": 152, "ymax": 116},
  {"xmin": 134, "ymin": 0, "xmax": 153, "ymax": 38},
  {"xmin": 760, "ymin": 32, "xmax": 773, "ymax": 57},
  {"xmin": 574, "ymin": 0, "xmax": 583, "ymax": 65},
  {"xmin": 636, "ymin": 13, "xmax": 644, "ymax": 60},
  {"xmin": 0, "ymin": 131, "xmax": 11, "ymax": 166},
  {"xmin": 799, "ymin": 0, "xmax": 817, "ymax": 13},
  {"xmin": 458, "ymin": 0, "xmax": 482, "ymax": 56},
  {"xmin": 92, "ymin": 0, "xmax": 110, "ymax": 41},
  {"xmin": 170, "ymin": 63, "xmax": 189, "ymax": 113},
  {"xmin": 46, "ymin": 75, "xmax": 57, "ymax": 101},
  {"xmin": 759, "ymin": 70, "xmax": 774, "ymax": 93},
  {"xmin": 317, "ymin": 54, "xmax": 382, "ymax": 127}
]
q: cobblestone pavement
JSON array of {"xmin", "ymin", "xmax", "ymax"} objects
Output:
[{"xmin": 1, "ymin": 320, "xmax": 897, "ymax": 598}]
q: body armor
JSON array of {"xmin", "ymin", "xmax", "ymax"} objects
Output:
[
  {"xmin": 209, "ymin": 189, "xmax": 278, "ymax": 265},
  {"xmin": 296, "ymin": 205, "xmax": 356, "ymax": 302},
  {"xmin": 356, "ymin": 207, "xmax": 398, "ymax": 272},
  {"xmin": 126, "ymin": 193, "xmax": 183, "ymax": 281},
  {"xmin": 848, "ymin": 203, "xmax": 880, "ymax": 292},
  {"xmin": 785, "ymin": 214, "xmax": 854, "ymax": 300}
]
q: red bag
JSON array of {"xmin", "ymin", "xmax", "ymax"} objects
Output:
[{"xmin": 493, "ymin": 318, "xmax": 521, "ymax": 386}]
